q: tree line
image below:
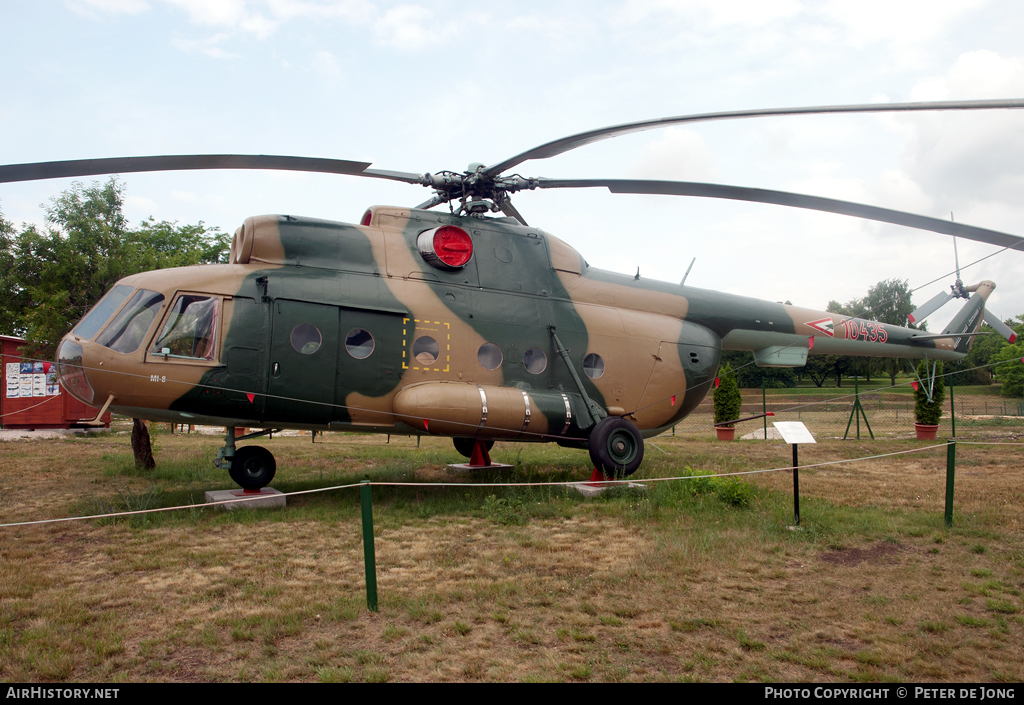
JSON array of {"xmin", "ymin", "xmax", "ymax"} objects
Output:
[
  {"xmin": 1, "ymin": 178, "xmax": 229, "ymax": 467},
  {"xmin": 1, "ymin": 178, "xmax": 229, "ymax": 357}
]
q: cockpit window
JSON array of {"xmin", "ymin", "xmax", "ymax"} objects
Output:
[
  {"xmin": 149, "ymin": 295, "xmax": 220, "ymax": 361},
  {"xmin": 95, "ymin": 289, "xmax": 165, "ymax": 354},
  {"xmin": 73, "ymin": 285, "xmax": 132, "ymax": 340}
]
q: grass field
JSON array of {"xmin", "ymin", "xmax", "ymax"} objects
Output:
[{"xmin": 1, "ymin": 425, "xmax": 1022, "ymax": 683}]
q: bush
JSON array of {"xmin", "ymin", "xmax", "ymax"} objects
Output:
[
  {"xmin": 713, "ymin": 362, "xmax": 742, "ymax": 426},
  {"xmin": 682, "ymin": 466, "xmax": 754, "ymax": 508},
  {"xmin": 992, "ymin": 342, "xmax": 1024, "ymax": 398},
  {"xmin": 914, "ymin": 360, "xmax": 945, "ymax": 425}
]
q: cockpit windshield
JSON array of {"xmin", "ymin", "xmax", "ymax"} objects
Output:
[
  {"xmin": 73, "ymin": 285, "xmax": 132, "ymax": 340},
  {"xmin": 149, "ymin": 295, "xmax": 220, "ymax": 361},
  {"xmin": 95, "ymin": 289, "xmax": 165, "ymax": 354}
]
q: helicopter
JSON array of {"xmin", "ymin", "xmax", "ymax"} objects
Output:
[{"xmin": 2, "ymin": 99, "xmax": 1022, "ymax": 490}]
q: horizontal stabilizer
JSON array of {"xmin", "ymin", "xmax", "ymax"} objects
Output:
[{"xmin": 910, "ymin": 331, "xmax": 990, "ymax": 341}]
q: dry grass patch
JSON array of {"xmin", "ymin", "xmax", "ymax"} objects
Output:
[{"xmin": 0, "ymin": 430, "xmax": 1022, "ymax": 681}]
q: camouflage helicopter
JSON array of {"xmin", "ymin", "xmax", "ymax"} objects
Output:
[{"xmin": 2, "ymin": 99, "xmax": 1022, "ymax": 490}]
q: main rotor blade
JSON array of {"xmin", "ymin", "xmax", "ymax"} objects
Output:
[
  {"xmin": 483, "ymin": 99, "xmax": 1024, "ymax": 178},
  {"xmin": 535, "ymin": 178, "xmax": 1024, "ymax": 251},
  {"xmin": 0, "ymin": 155, "xmax": 432, "ymax": 185}
]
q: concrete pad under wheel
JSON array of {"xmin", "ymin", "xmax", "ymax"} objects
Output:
[
  {"xmin": 570, "ymin": 481, "xmax": 647, "ymax": 497},
  {"xmin": 204, "ymin": 487, "xmax": 286, "ymax": 510},
  {"xmin": 447, "ymin": 462, "xmax": 515, "ymax": 471}
]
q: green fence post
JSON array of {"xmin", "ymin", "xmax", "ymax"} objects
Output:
[
  {"xmin": 944, "ymin": 441, "xmax": 956, "ymax": 528},
  {"xmin": 360, "ymin": 479, "xmax": 379, "ymax": 611},
  {"xmin": 949, "ymin": 382, "xmax": 956, "ymax": 438},
  {"xmin": 762, "ymin": 378, "xmax": 767, "ymax": 440}
]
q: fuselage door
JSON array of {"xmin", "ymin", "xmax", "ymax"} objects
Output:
[{"xmin": 266, "ymin": 299, "xmax": 340, "ymax": 426}]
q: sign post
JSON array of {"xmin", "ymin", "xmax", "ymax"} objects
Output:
[{"xmin": 772, "ymin": 422, "xmax": 816, "ymax": 527}]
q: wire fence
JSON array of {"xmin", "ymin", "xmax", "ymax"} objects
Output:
[{"xmin": 672, "ymin": 386, "xmax": 1024, "ymax": 440}]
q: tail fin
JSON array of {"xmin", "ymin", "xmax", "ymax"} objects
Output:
[{"xmin": 941, "ymin": 281, "xmax": 994, "ymax": 355}]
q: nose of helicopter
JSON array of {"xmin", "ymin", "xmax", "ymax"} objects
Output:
[{"xmin": 56, "ymin": 337, "xmax": 97, "ymax": 405}]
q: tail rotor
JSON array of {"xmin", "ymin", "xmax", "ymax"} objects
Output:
[{"xmin": 908, "ymin": 236, "xmax": 1016, "ymax": 344}]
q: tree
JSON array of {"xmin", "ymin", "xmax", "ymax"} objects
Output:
[
  {"xmin": 713, "ymin": 362, "xmax": 742, "ymax": 426},
  {"xmin": 914, "ymin": 360, "xmax": 945, "ymax": 425},
  {"xmin": 5, "ymin": 180, "xmax": 229, "ymax": 355},
  {"xmin": 947, "ymin": 323, "xmax": 1000, "ymax": 385},
  {"xmin": 990, "ymin": 317, "xmax": 1024, "ymax": 398},
  {"xmin": 0, "ymin": 207, "xmax": 28, "ymax": 337},
  {"xmin": 2, "ymin": 179, "xmax": 228, "ymax": 467},
  {"xmin": 802, "ymin": 354, "xmax": 834, "ymax": 388},
  {"xmin": 821, "ymin": 279, "xmax": 921, "ymax": 386},
  {"xmin": 863, "ymin": 279, "xmax": 916, "ymax": 328}
]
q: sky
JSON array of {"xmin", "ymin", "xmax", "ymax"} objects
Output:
[{"xmin": 2, "ymin": 0, "xmax": 1024, "ymax": 332}]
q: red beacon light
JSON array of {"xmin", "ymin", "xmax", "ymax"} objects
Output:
[{"xmin": 417, "ymin": 225, "xmax": 473, "ymax": 269}]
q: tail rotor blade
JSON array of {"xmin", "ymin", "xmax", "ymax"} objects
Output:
[
  {"xmin": 908, "ymin": 291, "xmax": 954, "ymax": 324},
  {"xmin": 983, "ymin": 310, "xmax": 1018, "ymax": 343}
]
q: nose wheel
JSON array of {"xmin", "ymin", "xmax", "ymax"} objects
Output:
[
  {"xmin": 588, "ymin": 417, "xmax": 644, "ymax": 478},
  {"xmin": 229, "ymin": 446, "xmax": 277, "ymax": 489}
]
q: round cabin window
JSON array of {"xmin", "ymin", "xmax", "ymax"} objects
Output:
[
  {"xmin": 345, "ymin": 328, "xmax": 374, "ymax": 359},
  {"xmin": 583, "ymin": 353, "xmax": 605, "ymax": 379},
  {"xmin": 477, "ymin": 342, "xmax": 502, "ymax": 370},
  {"xmin": 413, "ymin": 336, "xmax": 440, "ymax": 365},
  {"xmin": 523, "ymin": 347, "xmax": 547, "ymax": 374},
  {"xmin": 290, "ymin": 323, "xmax": 322, "ymax": 355}
]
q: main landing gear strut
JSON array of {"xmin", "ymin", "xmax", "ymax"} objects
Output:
[{"xmin": 215, "ymin": 426, "xmax": 280, "ymax": 490}]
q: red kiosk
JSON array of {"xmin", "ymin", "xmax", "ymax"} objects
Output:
[{"xmin": 0, "ymin": 335, "xmax": 111, "ymax": 430}]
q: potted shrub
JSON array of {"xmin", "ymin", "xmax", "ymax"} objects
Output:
[
  {"xmin": 713, "ymin": 362, "xmax": 742, "ymax": 440},
  {"xmin": 913, "ymin": 359, "xmax": 945, "ymax": 440}
]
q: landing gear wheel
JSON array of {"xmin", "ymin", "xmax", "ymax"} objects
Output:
[
  {"xmin": 453, "ymin": 437, "xmax": 493, "ymax": 459},
  {"xmin": 229, "ymin": 445, "xmax": 277, "ymax": 489},
  {"xmin": 588, "ymin": 417, "xmax": 644, "ymax": 478}
]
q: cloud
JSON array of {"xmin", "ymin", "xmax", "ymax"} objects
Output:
[
  {"xmin": 170, "ymin": 32, "xmax": 242, "ymax": 59},
  {"xmin": 372, "ymin": 5, "xmax": 435, "ymax": 50},
  {"xmin": 870, "ymin": 168, "xmax": 933, "ymax": 214},
  {"xmin": 613, "ymin": 0, "xmax": 802, "ymax": 28},
  {"xmin": 263, "ymin": 0, "xmax": 374, "ymax": 23},
  {"xmin": 823, "ymin": 0, "xmax": 986, "ymax": 47},
  {"xmin": 311, "ymin": 50, "xmax": 343, "ymax": 82},
  {"xmin": 162, "ymin": 0, "xmax": 278, "ymax": 38},
  {"xmin": 65, "ymin": 0, "xmax": 150, "ymax": 16},
  {"xmin": 898, "ymin": 51, "xmax": 1024, "ymax": 209},
  {"xmin": 821, "ymin": 0, "xmax": 989, "ymax": 70},
  {"xmin": 909, "ymin": 50, "xmax": 1024, "ymax": 101},
  {"xmin": 66, "ymin": 0, "xmax": 149, "ymax": 14},
  {"xmin": 629, "ymin": 129, "xmax": 718, "ymax": 182}
]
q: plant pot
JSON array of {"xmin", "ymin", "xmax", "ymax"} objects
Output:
[
  {"xmin": 914, "ymin": 423, "xmax": 938, "ymax": 441},
  {"xmin": 716, "ymin": 426, "xmax": 736, "ymax": 441}
]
